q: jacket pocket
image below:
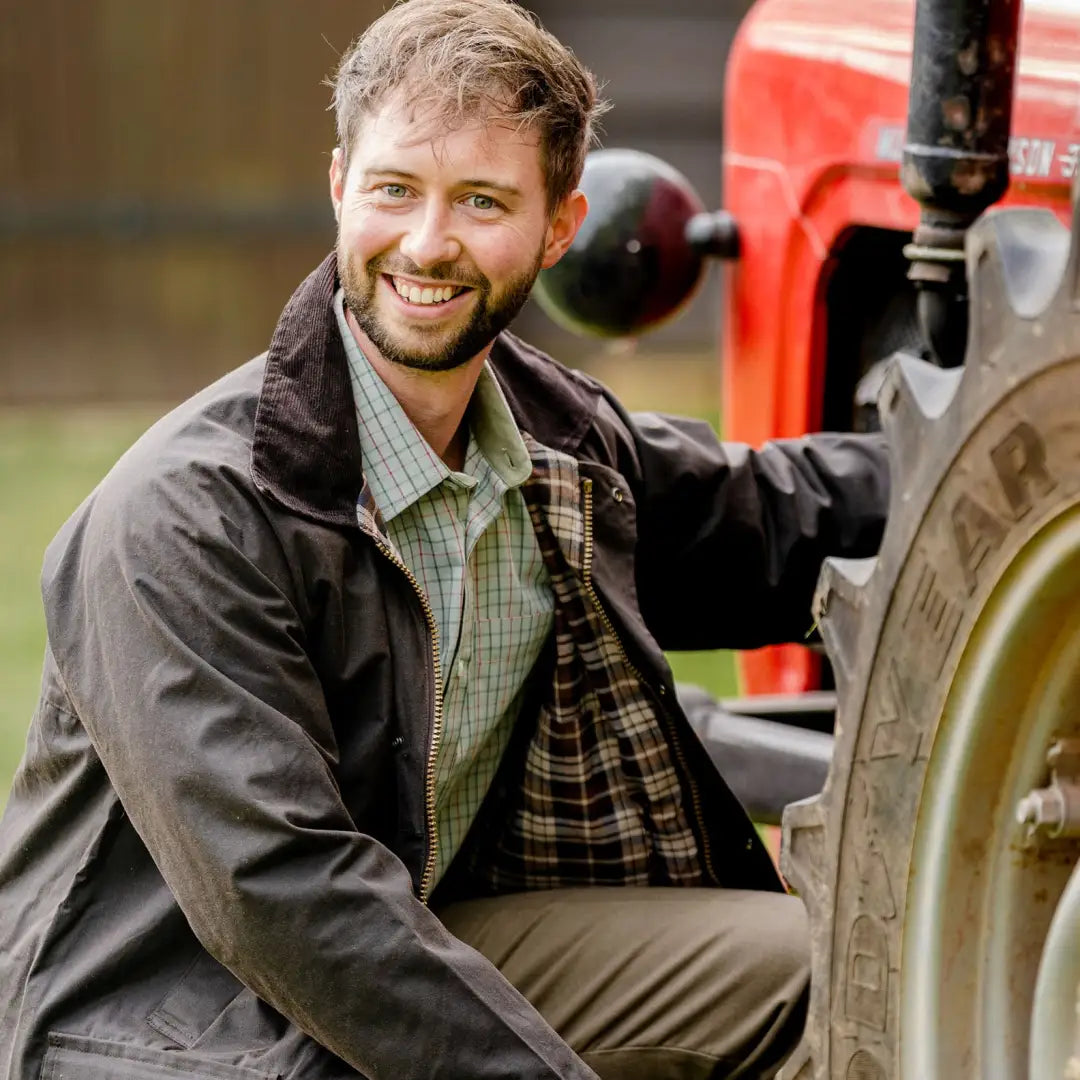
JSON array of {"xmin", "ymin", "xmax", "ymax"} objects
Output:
[
  {"xmin": 147, "ymin": 950, "xmax": 244, "ymax": 1049},
  {"xmin": 42, "ymin": 1032, "xmax": 279, "ymax": 1080}
]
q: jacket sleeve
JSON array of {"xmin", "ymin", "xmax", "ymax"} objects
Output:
[
  {"xmin": 41, "ymin": 456, "xmax": 594, "ymax": 1080},
  {"xmin": 592, "ymin": 399, "xmax": 890, "ymax": 650}
]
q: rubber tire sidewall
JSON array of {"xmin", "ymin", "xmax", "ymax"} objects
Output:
[{"xmin": 824, "ymin": 355, "xmax": 1080, "ymax": 1079}]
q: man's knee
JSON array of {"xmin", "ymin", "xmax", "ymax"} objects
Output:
[
  {"xmin": 691, "ymin": 890, "xmax": 808, "ymax": 1078},
  {"xmin": 747, "ymin": 891, "xmax": 810, "ymax": 999}
]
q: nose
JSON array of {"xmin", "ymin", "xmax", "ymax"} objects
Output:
[{"xmin": 398, "ymin": 201, "xmax": 462, "ymax": 269}]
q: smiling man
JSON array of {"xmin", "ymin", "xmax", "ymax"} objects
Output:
[
  {"xmin": 330, "ymin": 89, "xmax": 585, "ymax": 474},
  {"xmin": 0, "ymin": 3, "xmax": 890, "ymax": 1079},
  {"xmin": 333, "ymin": 110, "xmax": 562, "ymax": 382}
]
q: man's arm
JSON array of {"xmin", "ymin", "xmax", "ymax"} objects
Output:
[
  {"xmin": 591, "ymin": 399, "xmax": 889, "ymax": 650},
  {"xmin": 42, "ymin": 459, "xmax": 592, "ymax": 1079}
]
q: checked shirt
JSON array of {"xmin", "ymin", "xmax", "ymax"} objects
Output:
[{"xmin": 336, "ymin": 291, "xmax": 554, "ymax": 885}]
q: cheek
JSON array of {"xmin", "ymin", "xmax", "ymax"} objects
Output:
[
  {"xmin": 338, "ymin": 208, "xmax": 395, "ymax": 260},
  {"xmin": 471, "ymin": 222, "xmax": 547, "ymax": 278}
]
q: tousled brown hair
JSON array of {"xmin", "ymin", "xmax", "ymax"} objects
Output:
[{"xmin": 329, "ymin": 0, "xmax": 609, "ymax": 209}]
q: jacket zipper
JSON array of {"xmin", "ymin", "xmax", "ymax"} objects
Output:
[
  {"xmin": 580, "ymin": 477, "xmax": 719, "ymax": 886},
  {"xmin": 373, "ymin": 539, "xmax": 444, "ymax": 903}
]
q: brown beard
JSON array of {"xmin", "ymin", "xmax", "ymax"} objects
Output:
[{"xmin": 337, "ymin": 245, "xmax": 543, "ymax": 373}]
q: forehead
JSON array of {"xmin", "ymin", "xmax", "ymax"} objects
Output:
[{"xmin": 350, "ymin": 93, "xmax": 544, "ymax": 187}]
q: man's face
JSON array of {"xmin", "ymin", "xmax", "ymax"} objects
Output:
[{"xmin": 330, "ymin": 94, "xmax": 585, "ymax": 373}]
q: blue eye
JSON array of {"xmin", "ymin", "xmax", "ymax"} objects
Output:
[
  {"xmin": 382, "ymin": 184, "xmax": 409, "ymax": 198},
  {"xmin": 466, "ymin": 194, "xmax": 498, "ymax": 211}
]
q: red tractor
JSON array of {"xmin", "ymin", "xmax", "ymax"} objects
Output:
[
  {"xmin": 538, "ymin": 1, "xmax": 1080, "ymax": 1075},
  {"xmin": 541, "ymin": 0, "xmax": 1079, "ymax": 699}
]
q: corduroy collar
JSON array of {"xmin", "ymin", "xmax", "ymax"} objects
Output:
[{"xmin": 250, "ymin": 252, "xmax": 603, "ymax": 530}]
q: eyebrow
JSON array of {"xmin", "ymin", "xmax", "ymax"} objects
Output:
[
  {"xmin": 458, "ymin": 178, "xmax": 523, "ymax": 199},
  {"xmin": 362, "ymin": 168, "xmax": 522, "ymax": 199},
  {"xmin": 363, "ymin": 168, "xmax": 422, "ymax": 182}
]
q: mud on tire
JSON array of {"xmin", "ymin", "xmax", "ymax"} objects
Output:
[{"xmin": 780, "ymin": 197, "xmax": 1080, "ymax": 1079}]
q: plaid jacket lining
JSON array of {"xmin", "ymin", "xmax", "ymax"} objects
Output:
[{"xmin": 467, "ymin": 438, "xmax": 708, "ymax": 891}]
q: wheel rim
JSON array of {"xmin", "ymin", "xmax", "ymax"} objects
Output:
[
  {"xmin": 901, "ymin": 504, "xmax": 1080, "ymax": 1079},
  {"xmin": 1029, "ymin": 855, "xmax": 1080, "ymax": 1079}
]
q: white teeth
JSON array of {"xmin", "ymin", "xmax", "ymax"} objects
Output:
[{"xmin": 392, "ymin": 277, "xmax": 461, "ymax": 305}]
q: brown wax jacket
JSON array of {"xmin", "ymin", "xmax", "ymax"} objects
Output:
[{"xmin": 0, "ymin": 255, "xmax": 889, "ymax": 1080}]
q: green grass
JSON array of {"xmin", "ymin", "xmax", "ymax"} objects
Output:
[
  {"xmin": 666, "ymin": 650, "xmax": 737, "ymax": 699},
  {"xmin": 0, "ymin": 405, "xmax": 736, "ymax": 810},
  {"xmin": 0, "ymin": 407, "xmax": 163, "ymax": 806}
]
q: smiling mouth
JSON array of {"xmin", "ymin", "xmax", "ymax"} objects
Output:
[{"xmin": 386, "ymin": 275, "xmax": 471, "ymax": 306}]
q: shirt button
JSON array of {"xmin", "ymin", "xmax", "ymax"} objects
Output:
[
  {"xmin": 456, "ymin": 659, "xmax": 469, "ymax": 683},
  {"xmin": 612, "ymin": 487, "xmax": 624, "ymax": 503}
]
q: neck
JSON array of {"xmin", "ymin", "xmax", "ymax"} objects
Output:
[{"xmin": 346, "ymin": 310, "xmax": 487, "ymax": 471}]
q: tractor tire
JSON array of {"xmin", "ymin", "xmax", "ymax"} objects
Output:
[{"xmin": 779, "ymin": 197, "xmax": 1080, "ymax": 1080}]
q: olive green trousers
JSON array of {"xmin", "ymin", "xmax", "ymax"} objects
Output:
[{"xmin": 437, "ymin": 887, "xmax": 809, "ymax": 1080}]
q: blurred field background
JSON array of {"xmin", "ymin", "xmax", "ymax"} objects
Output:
[{"xmin": 0, "ymin": 0, "xmax": 754, "ymax": 808}]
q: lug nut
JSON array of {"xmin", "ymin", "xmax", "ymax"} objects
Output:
[
  {"xmin": 1016, "ymin": 787, "xmax": 1066, "ymax": 834},
  {"xmin": 1016, "ymin": 740, "xmax": 1080, "ymax": 841}
]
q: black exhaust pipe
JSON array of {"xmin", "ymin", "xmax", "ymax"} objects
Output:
[{"xmin": 901, "ymin": 0, "xmax": 1022, "ymax": 366}]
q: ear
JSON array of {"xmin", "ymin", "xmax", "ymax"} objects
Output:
[
  {"xmin": 330, "ymin": 148, "xmax": 346, "ymax": 225},
  {"xmin": 540, "ymin": 189, "xmax": 588, "ymax": 269}
]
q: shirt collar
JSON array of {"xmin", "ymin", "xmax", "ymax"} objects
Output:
[
  {"xmin": 334, "ymin": 289, "xmax": 532, "ymax": 521},
  {"xmin": 250, "ymin": 254, "xmax": 605, "ymax": 532},
  {"xmin": 336, "ymin": 289, "xmax": 447, "ymax": 521},
  {"xmin": 469, "ymin": 358, "xmax": 533, "ymax": 490}
]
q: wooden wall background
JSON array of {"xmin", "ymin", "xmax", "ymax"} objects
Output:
[{"xmin": 1, "ymin": 0, "xmax": 748, "ymax": 404}]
